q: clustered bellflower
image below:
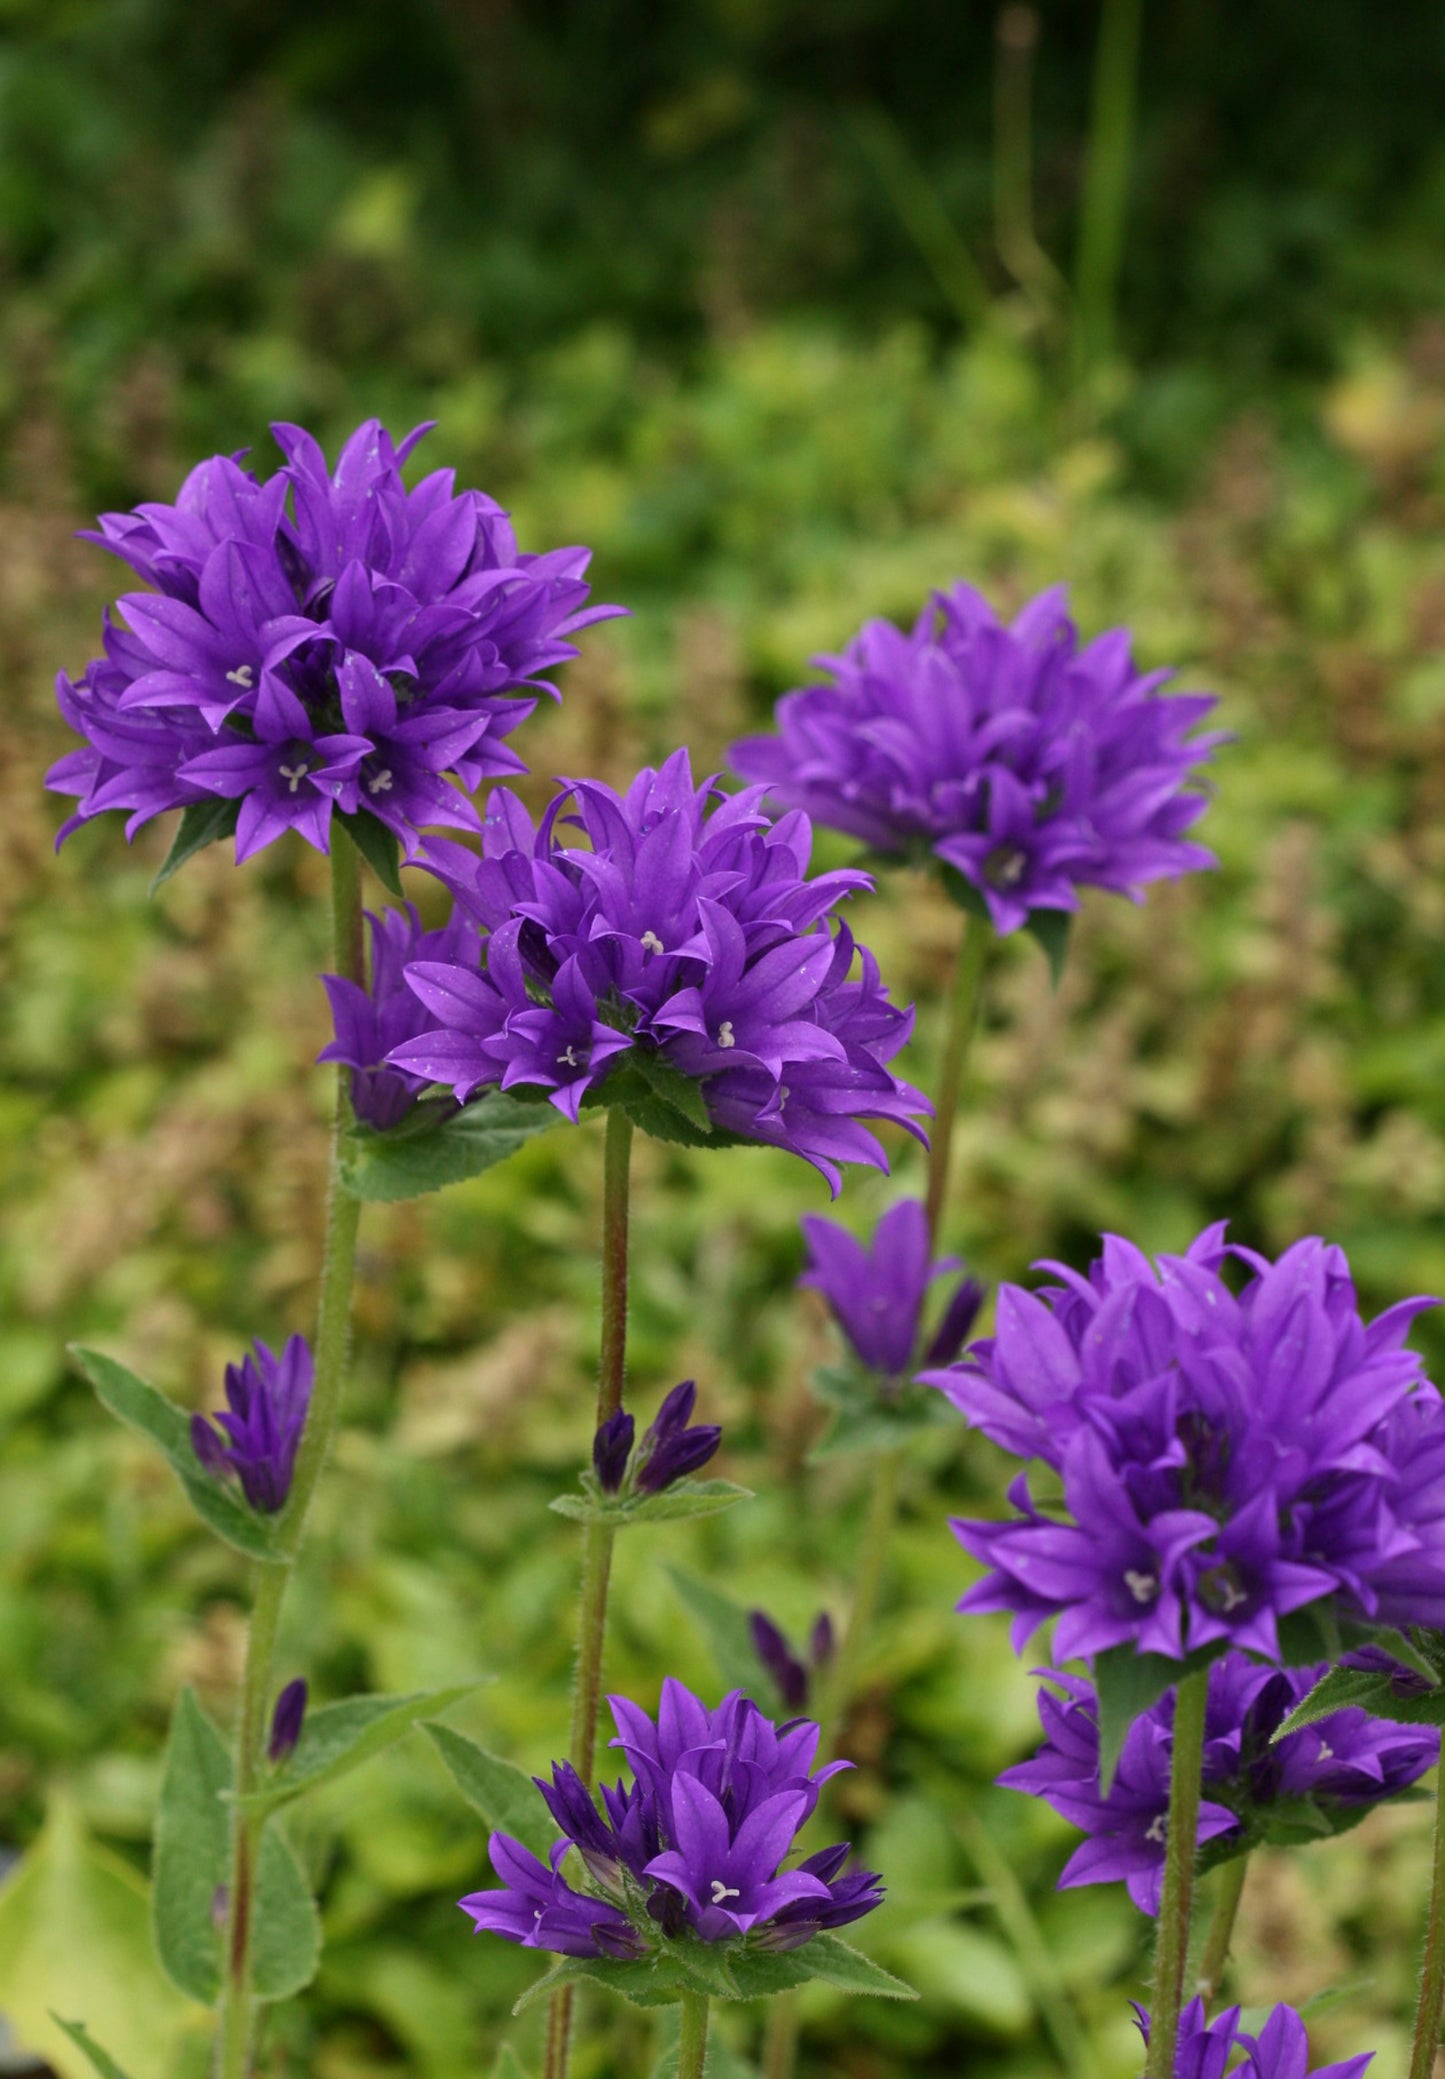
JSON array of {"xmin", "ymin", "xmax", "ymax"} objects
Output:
[
  {"xmin": 320, "ymin": 902, "xmax": 480, "ymax": 1129},
  {"xmin": 48, "ymin": 419, "xmax": 620, "ymax": 861},
  {"xmin": 1135, "ymin": 2000, "xmax": 1372, "ymax": 2079},
  {"xmin": 928, "ymin": 1225, "xmax": 1445, "ymax": 1661},
  {"xmin": 388, "ymin": 750, "xmax": 929, "ymax": 1191},
  {"xmin": 1000, "ymin": 1653, "xmax": 1437, "ymax": 1915},
  {"xmin": 460, "ymin": 1679, "xmax": 882, "ymax": 1960},
  {"xmin": 801, "ymin": 1197, "xmax": 982, "ymax": 1381},
  {"xmin": 731, "ymin": 583, "xmax": 1221, "ymax": 934},
  {"xmin": 190, "ymin": 1335, "xmax": 313, "ymax": 1513}
]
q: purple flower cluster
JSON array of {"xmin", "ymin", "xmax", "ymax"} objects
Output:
[
  {"xmin": 460, "ymin": 1679, "xmax": 882, "ymax": 1959},
  {"xmin": 1001, "ymin": 1653, "xmax": 1437, "ymax": 1915},
  {"xmin": 731, "ymin": 583, "xmax": 1221, "ymax": 934},
  {"xmin": 592, "ymin": 1381, "xmax": 722, "ymax": 1497},
  {"xmin": 49, "ymin": 420, "xmax": 619, "ymax": 862},
  {"xmin": 801, "ymin": 1198, "xmax": 982, "ymax": 1381},
  {"xmin": 190, "ymin": 1335, "xmax": 313, "ymax": 1514},
  {"xmin": 930, "ymin": 1225, "xmax": 1445, "ymax": 1661},
  {"xmin": 1137, "ymin": 1999, "xmax": 1372, "ymax": 2079},
  {"xmin": 388, "ymin": 751, "xmax": 929, "ymax": 1191},
  {"xmin": 320, "ymin": 902, "xmax": 480, "ymax": 1129}
]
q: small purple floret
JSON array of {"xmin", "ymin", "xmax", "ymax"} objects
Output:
[
  {"xmin": 801, "ymin": 1197, "xmax": 980, "ymax": 1378},
  {"xmin": 731, "ymin": 582, "xmax": 1223, "ymax": 934},
  {"xmin": 267, "ymin": 1678, "xmax": 308, "ymax": 1765},
  {"xmin": 635, "ymin": 1380, "xmax": 722, "ymax": 1493},
  {"xmin": 190, "ymin": 1335, "xmax": 313, "ymax": 1514},
  {"xmin": 320, "ymin": 902, "xmax": 481, "ymax": 1128}
]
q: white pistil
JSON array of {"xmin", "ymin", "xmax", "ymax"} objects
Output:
[
  {"xmin": 1145, "ymin": 1814, "xmax": 1168, "ymax": 1844},
  {"xmin": 1123, "ymin": 1569, "xmax": 1159, "ymax": 1605},
  {"xmin": 717, "ymin": 1020, "xmax": 736, "ymax": 1049},
  {"xmin": 1317, "ymin": 1741, "xmax": 1333, "ymax": 1760},
  {"xmin": 225, "ymin": 664, "xmax": 255, "ymax": 688},
  {"xmin": 279, "ymin": 762, "xmax": 309, "ymax": 795},
  {"xmin": 368, "ymin": 768, "xmax": 394, "ymax": 796},
  {"xmin": 709, "ymin": 1881, "xmax": 741, "ymax": 1904},
  {"xmin": 558, "ymin": 1045, "xmax": 580, "ymax": 1068},
  {"xmin": 640, "ymin": 930, "xmax": 664, "ymax": 955}
]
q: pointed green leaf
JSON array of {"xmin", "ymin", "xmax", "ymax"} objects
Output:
[
  {"xmin": 549, "ymin": 1480, "xmax": 752, "ymax": 1527},
  {"xmin": 70, "ymin": 1346, "xmax": 281, "ymax": 1561},
  {"xmin": 628, "ymin": 1052, "xmax": 714, "ymax": 1135},
  {"xmin": 252, "ymin": 1824, "xmax": 321, "ymax": 2002},
  {"xmin": 513, "ymin": 1952, "xmax": 693, "ymax": 2015},
  {"xmin": 1094, "ymin": 1647, "xmax": 1193, "ymax": 1794},
  {"xmin": 421, "ymin": 1722, "xmax": 559, "ymax": 1862},
  {"xmin": 47, "ymin": 2018, "xmax": 138, "ymax": 2079},
  {"xmin": 338, "ymin": 808, "xmax": 406, "ymax": 898},
  {"xmin": 341, "ymin": 1092, "xmax": 560, "ymax": 1202},
  {"xmin": 665, "ymin": 1567, "xmax": 768, "ymax": 1698},
  {"xmin": 1022, "ymin": 906, "xmax": 1072, "ymax": 987},
  {"xmin": 232, "ymin": 1685, "xmax": 481, "ymax": 1816},
  {"xmin": 728, "ymin": 1933, "xmax": 916, "ymax": 2002},
  {"xmin": 1273, "ymin": 1664, "xmax": 1445, "ymax": 1737},
  {"xmin": 151, "ymin": 1687, "xmax": 229, "ymax": 2003},
  {"xmin": 150, "ymin": 797, "xmax": 240, "ymax": 893},
  {"xmin": 491, "ymin": 2048, "xmax": 533, "ymax": 2079}
]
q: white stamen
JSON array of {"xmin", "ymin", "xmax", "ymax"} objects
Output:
[
  {"xmin": 709, "ymin": 1881, "xmax": 741, "ymax": 1904},
  {"xmin": 368, "ymin": 768, "xmax": 394, "ymax": 796},
  {"xmin": 559, "ymin": 1045, "xmax": 580, "ymax": 1068},
  {"xmin": 1145, "ymin": 1814, "xmax": 1168, "ymax": 1844},
  {"xmin": 225, "ymin": 665, "xmax": 254, "ymax": 688},
  {"xmin": 1214, "ymin": 1579, "xmax": 1248, "ymax": 1613},
  {"xmin": 278, "ymin": 762, "xmax": 309, "ymax": 795},
  {"xmin": 1317, "ymin": 1741, "xmax": 1333, "ymax": 1761},
  {"xmin": 640, "ymin": 930, "xmax": 664, "ymax": 955},
  {"xmin": 717, "ymin": 1020, "xmax": 736, "ymax": 1050},
  {"xmin": 1124, "ymin": 1569, "xmax": 1159, "ymax": 1605}
]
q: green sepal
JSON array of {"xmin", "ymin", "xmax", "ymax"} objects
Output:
[
  {"xmin": 1093, "ymin": 1643, "xmax": 1226, "ymax": 1795},
  {"xmin": 341, "ymin": 1092, "xmax": 560, "ymax": 1203},
  {"xmin": 229, "ymin": 1685, "xmax": 482, "ymax": 1816},
  {"xmin": 48, "ymin": 2017, "xmax": 138, "ymax": 2079},
  {"xmin": 514, "ymin": 1933, "xmax": 913, "ymax": 2015},
  {"xmin": 807, "ymin": 1362, "xmax": 952, "ymax": 1462},
  {"xmin": 549, "ymin": 1478, "xmax": 752, "ymax": 1527},
  {"xmin": 149, "ymin": 798, "xmax": 241, "ymax": 893},
  {"xmin": 70, "ymin": 1346, "xmax": 282, "ymax": 1562},
  {"xmin": 337, "ymin": 807, "xmax": 406, "ymax": 898},
  {"xmin": 420, "ymin": 1722, "xmax": 559, "ymax": 1863}
]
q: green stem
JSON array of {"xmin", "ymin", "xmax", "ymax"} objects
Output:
[
  {"xmin": 993, "ymin": 6, "xmax": 1069, "ymax": 334},
  {"xmin": 545, "ymin": 1106, "xmax": 634, "ymax": 2079},
  {"xmin": 824, "ymin": 1448, "xmax": 902, "ymax": 1751},
  {"xmin": 214, "ymin": 839, "xmax": 365, "ymax": 2079},
  {"xmin": 1409, "ymin": 1764, "xmax": 1445, "ymax": 2079},
  {"xmin": 760, "ymin": 1998, "xmax": 799, "ymax": 2079},
  {"xmin": 1073, "ymin": 0, "xmax": 1143, "ymax": 380},
  {"xmin": 924, "ymin": 913, "xmax": 991, "ymax": 1245},
  {"xmin": 1144, "ymin": 1669, "xmax": 1208, "ymax": 2079},
  {"xmin": 678, "ymin": 1990, "xmax": 711, "ymax": 2079},
  {"xmin": 1193, "ymin": 1855, "xmax": 1247, "ymax": 2010}
]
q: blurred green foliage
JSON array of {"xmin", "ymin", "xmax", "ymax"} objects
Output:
[{"xmin": 3, "ymin": 2, "xmax": 1445, "ymax": 2074}]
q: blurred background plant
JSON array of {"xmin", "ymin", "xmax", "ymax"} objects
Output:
[{"xmin": 4, "ymin": 1, "xmax": 1445, "ymax": 2073}]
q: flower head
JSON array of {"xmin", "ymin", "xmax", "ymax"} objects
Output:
[
  {"xmin": 49, "ymin": 421, "xmax": 621, "ymax": 863},
  {"xmin": 801, "ymin": 1197, "xmax": 981, "ymax": 1379},
  {"xmin": 319, "ymin": 902, "xmax": 481, "ymax": 1129},
  {"xmin": 1001, "ymin": 1653, "xmax": 1436, "ymax": 1915},
  {"xmin": 190, "ymin": 1335, "xmax": 313, "ymax": 1514},
  {"xmin": 388, "ymin": 750, "xmax": 929, "ymax": 1192},
  {"xmin": 930, "ymin": 1224, "xmax": 1445, "ymax": 1660},
  {"xmin": 460, "ymin": 1679, "xmax": 881, "ymax": 1961},
  {"xmin": 587, "ymin": 1382, "xmax": 722, "ymax": 1500},
  {"xmin": 1135, "ymin": 1997, "xmax": 1372, "ymax": 2079},
  {"xmin": 731, "ymin": 583, "xmax": 1222, "ymax": 934}
]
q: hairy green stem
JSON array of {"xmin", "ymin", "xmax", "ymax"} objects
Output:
[
  {"xmin": 1409, "ymin": 1764, "xmax": 1445, "ymax": 2079},
  {"xmin": 1193, "ymin": 1855, "xmax": 1247, "ymax": 2009},
  {"xmin": 1144, "ymin": 1668, "xmax": 1208, "ymax": 2079},
  {"xmin": 924, "ymin": 913, "xmax": 991, "ymax": 1245},
  {"xmin": 1073, "ymin": 0, "xmax": 1143, "ymax": 379},
  {"xmin": 215, "ymin": 839, "xmax": 365, "ymax": 2079},
  {"xmin": 825, "ymin": 1447, "xmax": 902, "ymax": 1752},
  {"xmin": 678, "ymin": 1989, "xmax": 711, "ymax": 2079},
  {"xmin": 760, "ymin": 1996, "xmax": 799, "ymax": 2079},
  {"xmin": 545, "ymin": 1106, "xmax": 634, "ymax": 2079}
]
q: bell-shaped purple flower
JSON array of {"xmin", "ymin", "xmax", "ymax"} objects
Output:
[
  {"xmin": 459, "ymin": 1836, "xmax": 642, "ymax": 1960},
  {"xmin": 319, "ymin": 902, "xmax": 481, "ymax": 1129},
  {"xmin": 267, "ymin": 1679, "xmax": 308, "ymax": 1765},
  {"xmin": 1135, "ymin": 1997, "xmax": 1373, "ymax": 2079},
  {"xmin": 49, "ymin": 421, "xmax": 622, "ymax": 863},
  {"xmin": 190, "ymin": 1335, "xmax": 313, "ymax": 1514},
  {"xmin": 732, "ymin": 583, "xmax": 1223, "ymax": 934},
  {"xmin": 801, "ymin": 1198, "xmax": 981, "ymax": 1379},
  {"xmin": 931, "ymin": 1224, "xmax": 1445, "ymax": 1661}
]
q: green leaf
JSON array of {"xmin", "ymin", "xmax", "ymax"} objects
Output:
[
  {"xmin": 1022, "ymin": 906, "xmax": 1072, "ymax": 987},
  {"xmin": 341, "ymin": 1092, "xmax": 560, "ymax": 1203},
  {"xmin": 151, "ymin": 1688, "xmax": 229, "ymax": 2003},
  {"xmin": 728, "ymin": 1933, "xmax": 916, "ymax": 2002},
  {"xmin": 421, "ymin": 1721, "xmax": 559, "ymax": 1862},
  {"xmin": 70, "ymin": 1346, "xmax": 281, "ymax": 1561},
  {"xmin": 1093, "ymin": 1646, "xmax": 1222, "ymax": 1794},
  {"xmin": 252, "ymin": 1824, "xmax": 322, "ymax": 2002},
  {"xmin": 628, "ymin": 1051, "xmax": 714, "ymax": 1135},
  {"xmin": 337, "ymin": 807, "xmax": 406, "ymax": 898},
  {"xmin": 491, "ymin": 2048, "xmax": 534, "ymax": 2079},
  {"xmin": 47, "ymin": 2018, "xmax": 138, "ymax": 2079},
  {"xmin": 149, "ymin": 797, "xmax": 240, "ymax": 893},
  {"xmin": 580, "ymin": 1056, "xmax": 750, "ymax": 1154},
  {"xmin": 1273, "ymin": 1664, "xmax": 1445, "ymax": 1737},
  {"xmin": 807, "ymin": 1364, "xmax": 953, "ymax": 1462},
  {"xmin": 513, "ymin": 1952, "xmax": 695, "ymax": 2015},
  {"xmin": 232, "ymin": 1686, "xmax": 481, "ymax": 1816},
  {"xmin": 549, "ymin": 1480, "xmax": 753, "ymax": 1526},
  {"xmin": 665, "ymin": 1567, "xmax": 768, "ymax": 1698}
]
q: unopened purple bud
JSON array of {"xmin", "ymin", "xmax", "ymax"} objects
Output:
[
  {"xmin": 648, "ymin": 1379, "xmax": 697, "ymax": 1442},
  {"xmin": 591, "ymin": 1919, "xmax": 648, "ymax": 1960},
  {"xmin": 923, "ymin": 1276, "xmax": 986, "ymax": 1369},
  {"xmin": 268, "ymin": 1678, "xmax": 307, "ymax": 1764},
  {"xmin": 636, "ymin": 1425, "xmax": 722, "ymax": 1494},
  {"xmin": 751, "ymin": 1611, "xmax": 810, "ymax": 1713},
  {"xmin": 190, "ymin": 1414, "xmax": 228, "ymax": 1475},
  {"xmin": 809, "ymin": 1612, "xmax": 836, "ymax": 1669},
  {"xmin": 645, "ymin": 1883, "xmax": 688, "ymax": 1939},
  {"xmin": 592, "ymin": 1410, "xmax": 635, "ymax": 1494}
]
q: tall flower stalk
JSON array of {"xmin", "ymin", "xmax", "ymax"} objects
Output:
[
  {"xmin": 923, "ymin": 912, "xmax": 991, "ymax": 1243},
  {"xmin": 1409, "ymin": 1772, "xmax": 1445, "ymax": 2079},
  {"xmin": 1195, "ymin": 1855, "xmax": 1248, "ymax": 2007},
  {"xmin": 1144, "ymin": 1668, "xmax": 1207, "ymax": 2078}
]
